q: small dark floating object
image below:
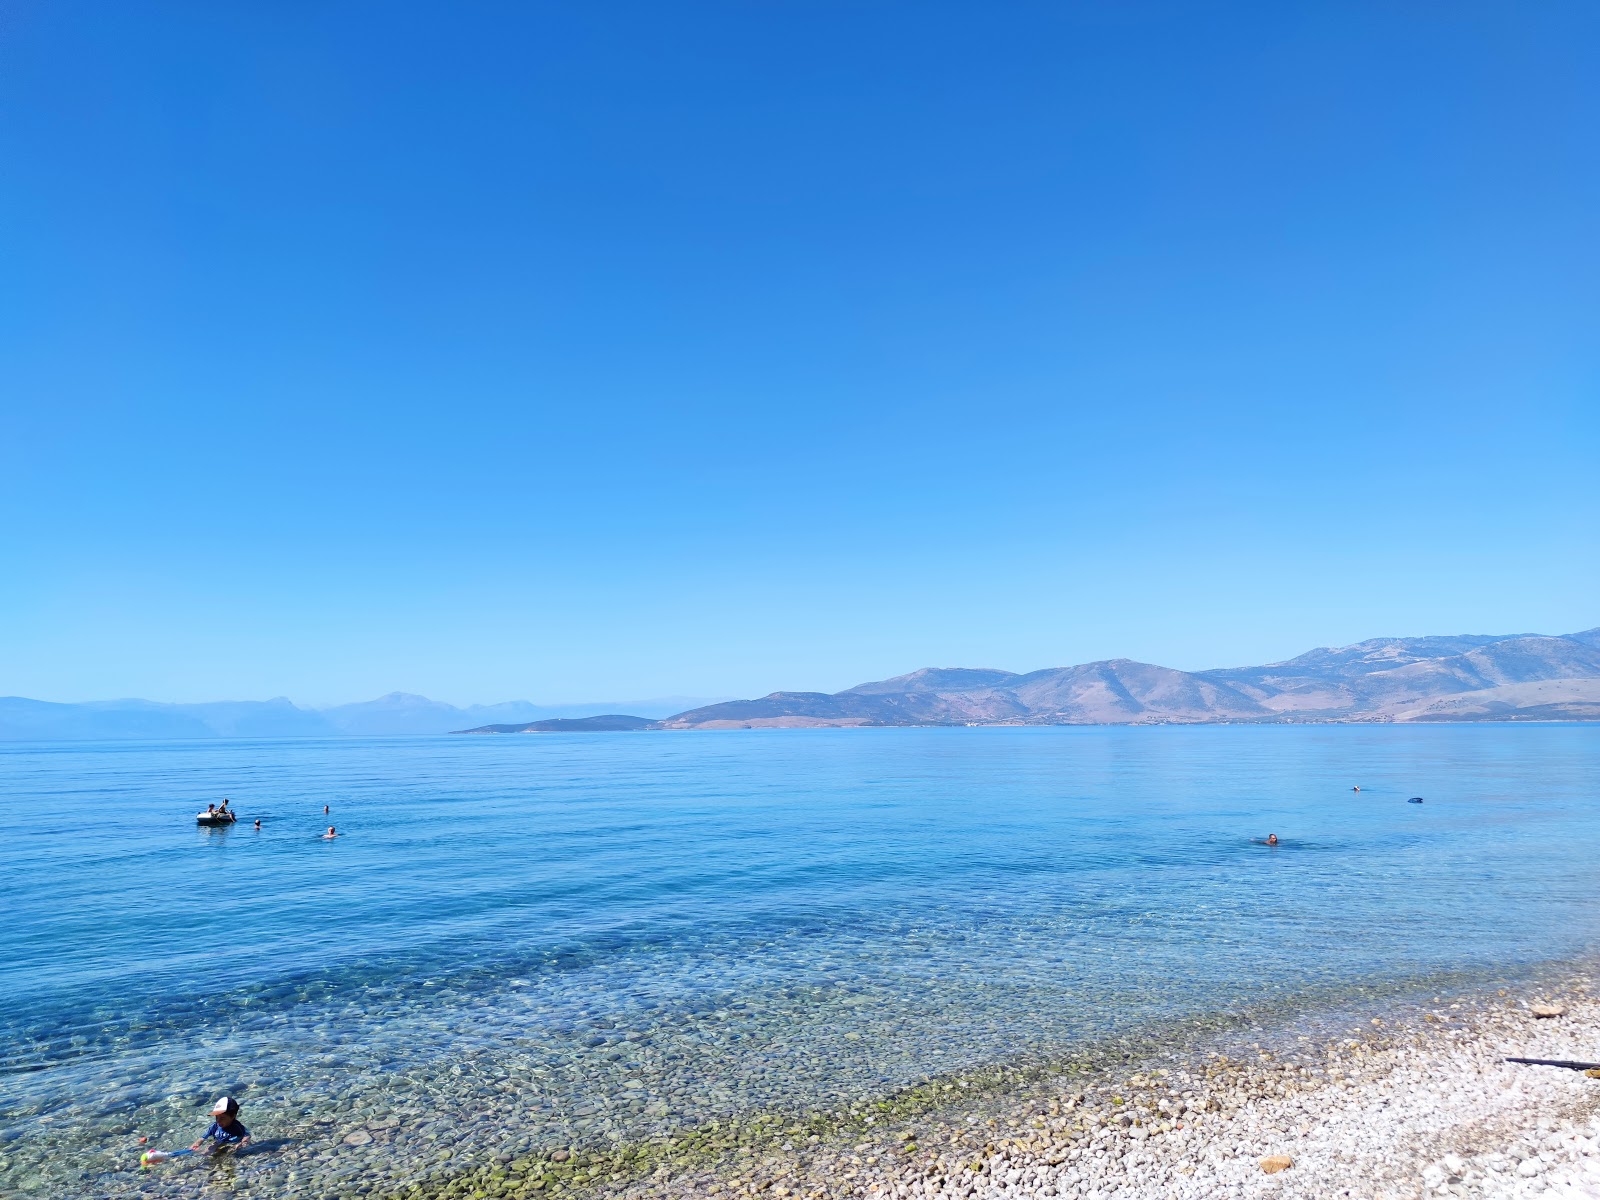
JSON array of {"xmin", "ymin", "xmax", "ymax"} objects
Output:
[{"xmin": 1407, "ymin": 797, "xmax": 1424, "ymax": 804}]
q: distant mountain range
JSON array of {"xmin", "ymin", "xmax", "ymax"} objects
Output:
[
  {"xmin": 9, "ymin": 629, "xmax": 1599, "ymax": 741},
  {"xmin": 0, "ymin": 693, "xmax": 725, "ymax": 742},
  {"xmin": 645, "ymin": 629, "xmax": 1600, "ymax": 729}
]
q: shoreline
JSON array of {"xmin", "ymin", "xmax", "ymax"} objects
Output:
[
  {"xmin": 16, "ymin": 960, "xmax": 1600, "ymax": 1198},
  {"xmin": 25, "ymin": 964, "xmax": 1600, "ymax": 1200},
  {"xmin": 461, "ymin": 718, "xmax": 1600, "ymax": 733},
  {"xmin": 401, "ymin": 963, "xmax": 1600, "ymax": 1200},
  {"xmin": 639, "ymin": 971, "xmax": 1600, "ymax": 1200}
]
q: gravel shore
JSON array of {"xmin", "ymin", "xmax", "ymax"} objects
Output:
[{"xmin": 601, "ymin": 972, "xmax": 1600, "ymax": 1200}]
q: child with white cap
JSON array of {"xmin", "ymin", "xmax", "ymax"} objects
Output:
[{"xmin": 190, "ymin": 1096, "xmax": 250, "ymax": 1152}]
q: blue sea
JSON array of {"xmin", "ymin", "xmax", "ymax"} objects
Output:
[{"xmin": 2, "ymin": 724, "xmax": 1598, "ymax": 1197}]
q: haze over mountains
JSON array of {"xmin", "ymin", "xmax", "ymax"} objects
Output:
[
  {"xmin": 6, "ymin": 629, "xmax": 1597, "ymax": 741},
  {"xmin": 0, "ymin": 693, "xmax": 722, "ymax": 742}
]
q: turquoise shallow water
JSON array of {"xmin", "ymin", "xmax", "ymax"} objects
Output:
[{"xmin": 2, "ymin": 724, "xmax": 1598, "ymax": 1196}]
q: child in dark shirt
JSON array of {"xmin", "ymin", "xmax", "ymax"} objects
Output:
[{"xmin": 191, "ymin": 1097, "xmax": 250, "ymax": 1152}]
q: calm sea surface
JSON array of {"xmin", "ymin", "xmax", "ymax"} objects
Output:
[{"xmin": 2, "ymin": 724, "xmax": 1598, "ymax": 1196}]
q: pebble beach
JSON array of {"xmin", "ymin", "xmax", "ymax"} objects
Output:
[{"xmin": 595, "ymin": 973, "xmax": 1600, "ymax": 1200}]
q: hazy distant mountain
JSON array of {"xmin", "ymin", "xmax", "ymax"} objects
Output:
[
  {"xmin": 0, "ymin": 697, "xmax": 219, "ymax": 741},
  {"xmin": 165, "ymin": 698, "xmax": 337, "ymax": 738},
  {"xmin": 654, "ymin": 688, "xmax": 1027, "ymax": 729},
  {"xmin": 653, "ymin": 663, "xmax": 1266, "ymax": 729},
  {"xmin": 0, "ymin": 692, "xmax": 730, "ymax": 741},
  {"xmin": 322, "ymin": 693, "xmax": 729, "ymax": 735},
  {"xmin": 842, "ymin": 668, "xmax": 1022, "ymax": 695},
  {"xmin": 658, "ymin": 628, "xmax": 1600, "ymax": 729},
  {"xmin": 1005, "ymin": 660, "xmax": 1269, "ymax": 723},
  {"xmin": 455, "ymin": 715, "xmax": 657, "ymax": 734},
  {"xmin": 1199, "ymin": 634, "xmax": 1600, "ymax": 717},
  {"xmin": 520, "ymin": 697, "xmax": 727, "ymax": 721},
  {"xmin": 0, "ymin": 697, "xmax": 336, "ymax": 741},
  {"xmin": 321, "ymin": 692, "xmax": 472, "ymax": 737},
  {"xmin": 7, "ymin": 630, "xmax": 1596, "ymax": 740}
]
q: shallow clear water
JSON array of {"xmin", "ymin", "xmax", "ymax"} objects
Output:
[{"xmin": 2, "ymin": 724, "xmax": 1597, "ymax": 1196}]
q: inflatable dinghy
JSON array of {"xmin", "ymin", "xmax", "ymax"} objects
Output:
[{"xmin": 197, "ymin": 811, "xmax": 238, "ymax": 825}]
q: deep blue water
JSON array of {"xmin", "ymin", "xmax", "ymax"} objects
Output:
[{"xmin": 2, "ymin": 724, "xmax": 1597, "ymax": 1196}]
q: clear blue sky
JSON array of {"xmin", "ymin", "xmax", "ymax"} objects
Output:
[{"xmin": 2, "ymin": 1, "xmax": 1596, "ymax": 706}]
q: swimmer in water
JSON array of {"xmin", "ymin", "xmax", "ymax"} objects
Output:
[
  {"xmin": 1265, "ymin": 833, "xmax": 1279, "ymax": 845},
  {"xmin": 1352, "ymin": 786, "xmax": 1360, "ymax": 792},
  {"xmin": 253, "ymin": 818, "xmax": 261, "ymax": 830},
  {"xmin": 323, "ymin": 826, "xmax": 338, "ymax": 839},
  {"xmin": 323, "ymin": 804, "xmax": 330, "ymax": 814}
]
